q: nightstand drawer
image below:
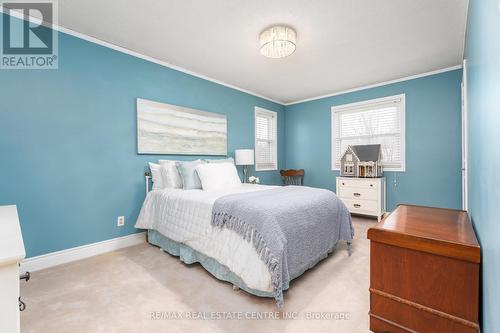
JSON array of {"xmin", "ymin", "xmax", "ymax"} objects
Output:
[
  {"xmin": 342, "ymin": 198, "xmax": 378, "ymax": 214},
  {"xmin": 336, "ymin": 177, "xmax": 386, "ymax": 220},
  {"xmin": 338, "ymin": 187, "xmax": 378, "ymax": 201},
  {"xmin": 337, "ymin": 178, "xmax": 380, "ymax": 190}
]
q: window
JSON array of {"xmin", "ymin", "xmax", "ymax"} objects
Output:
[
  {"xmin": 331, "ymin": 94, "xmax": 405, "ymax": 171},
  {"xmin": 255, "ymin": 107, "xmax": 278, "ymax": 171}
]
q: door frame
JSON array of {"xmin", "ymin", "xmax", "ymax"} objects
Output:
[{"xmin": 461, "ymin": 59, "xmax": 469, "ymax": 211}]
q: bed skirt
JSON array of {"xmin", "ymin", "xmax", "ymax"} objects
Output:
[{"xmin": 147, "ymin": 229, "xmax": 286, "ymax": 298}]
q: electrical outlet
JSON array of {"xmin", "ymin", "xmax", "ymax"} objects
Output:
[{"xmin": 117, "ymin": 216, "xmax": 125, "ymax": 227}]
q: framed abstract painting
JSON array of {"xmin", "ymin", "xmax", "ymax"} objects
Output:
[{"xmin": 137, "ymin": 98, "xmax": 227, "ymax": 155}]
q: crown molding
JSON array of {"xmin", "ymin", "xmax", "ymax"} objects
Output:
[
  {"xmin": 0, "ymin": 7, "xmax": 284, "ymax": 105},
  {"xmin": 285, "ymin": 65, "xmax": 463, "ymax": 106},
  {"xmin": 1, "ymin": 7, "xmax": 463, "ymax": 108}
]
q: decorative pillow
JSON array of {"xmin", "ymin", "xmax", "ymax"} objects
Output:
[
  {"xmin": 205, "ymin": 157, "xmax": 234, "ymax": 164},
  {"xmin": 148, "ymin": 162, "xmax": 164, "ymax": 190},
  {"xmin": 176, "ymin": 160, "xmax": 206, "ymax": 190},
  {"xmin": 158, "ymin": 160, "xmax": 183, "ymax": 189},
  {"xmin": 195, "ymin": 162, "xmax": 242, "ymax": 191}
]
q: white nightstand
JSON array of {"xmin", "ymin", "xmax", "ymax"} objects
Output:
[{"xmin": 336, "ymin": 177, "xmax": 386, "ymax": 221}]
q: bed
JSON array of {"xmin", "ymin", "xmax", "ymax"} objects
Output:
[{"xmin": 135, "ymin": 170, "xmax": 353, "ymax": 308}]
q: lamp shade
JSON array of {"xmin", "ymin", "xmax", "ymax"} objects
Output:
[{"xmin": 235, "ymin": 149, "xmax": 254, "ymax": 166}]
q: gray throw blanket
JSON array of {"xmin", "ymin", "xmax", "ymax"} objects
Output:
[{"xmin": 211, "ymin": 186, "xmax": 353, "ymax": 308}]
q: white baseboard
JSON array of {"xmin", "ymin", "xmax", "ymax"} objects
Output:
[{"xmin": 20, "ymin": 232, "xmax": 146, "ymax": 273}]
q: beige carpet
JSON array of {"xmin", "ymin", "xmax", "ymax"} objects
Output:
[{"xmin": 20, "ymin": 217, "xmax": 375, "ymax": 333}]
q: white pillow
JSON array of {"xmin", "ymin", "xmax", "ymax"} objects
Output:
[
  {"xmin": 159, "ymin": 160, "xmax": 183, "ymax": 189},
  {"xmin": 148, "ymin": 162, "xmax": 164, "ymax": 190},
  {"xmin": 195, "ymin": 162, "xmax": 242, "ymax": 191}
]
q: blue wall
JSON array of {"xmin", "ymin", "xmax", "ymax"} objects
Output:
[
  {"xmin": 0, "ymin": 15, "xmax": 285, "ymax": 258},
  {"xmin": 285, "ymin": 70, "xmax": 463, "ymax": 211},
  {"xmin": 464, "ymin": 1, "xmax": 500, "ymax": 331},
  {"xmin": 0, "ymin": 13, "xmax": 465, "ymax": 263}
]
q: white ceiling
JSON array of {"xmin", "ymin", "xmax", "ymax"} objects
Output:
[{"xmin": 55, "ymin": 0, "xmax": 468, "ymax": 104}]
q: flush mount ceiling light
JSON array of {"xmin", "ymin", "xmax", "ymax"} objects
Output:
[{"xmin": 259, "ymin": 25, "xmax": 297, "ymax": 59}]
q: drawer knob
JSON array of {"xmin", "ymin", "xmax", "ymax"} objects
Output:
[
  {"xmin": 342, "ymin": 182, "xmax": 345, "ymax": 185},
  {"xmin": 353, "ymin": 192, "xmax": 361, "ymax": 197},
  {"xmin": 370, "ymin": 184, "xmax": 373, "ymax": 187},
  {"xmin": 354, "ymin": 204, "xmax": 361, "ymax": 208}
]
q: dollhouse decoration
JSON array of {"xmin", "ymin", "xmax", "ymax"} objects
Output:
[{"xmin": 340, "ymin": 144, "xmax": 383, "ymax": 178}]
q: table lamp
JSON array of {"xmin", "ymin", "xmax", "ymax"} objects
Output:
[{"xmin": 235, "ymin": 149, "xmax": 254, "ymax": 183}]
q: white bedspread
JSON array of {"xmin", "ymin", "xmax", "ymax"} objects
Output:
[{"xmin": 135, "ymin": 184, "xmax": 276, "ymax": 292}]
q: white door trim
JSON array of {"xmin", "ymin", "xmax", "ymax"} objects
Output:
[{"xmin": 461, "ymin": 59, "xmax": 469, "ymax": 211}]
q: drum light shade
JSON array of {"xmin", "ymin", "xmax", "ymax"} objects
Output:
[{"xmin": 259, "ymin": 25, "xmax": 297, "ymax": 58}]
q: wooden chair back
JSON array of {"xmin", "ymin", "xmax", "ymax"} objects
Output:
[{"xmin": 280, "ymin": 169, "xmax": 305, "ymax": 186}]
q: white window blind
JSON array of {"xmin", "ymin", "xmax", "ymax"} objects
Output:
[
  {"xmin": 255, "ymin": 107, "xmax": 278, "ymax": 171},
  {"xmin": 331, "ymin": 94, "xmax": 405, "ymax": 171}
]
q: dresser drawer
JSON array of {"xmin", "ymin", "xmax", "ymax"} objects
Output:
[
  {"xmin": 336, "ymin": 177, "xmax": 386, "ymax": 219},
  {"xmin": 337, "ymin": 178, "xmax": 380, "ymax": 190},
  {"xmin": 338, "ymin": 187, "xmax": 378, "ymax": 201},
  {"xmin": 342, "ymin": 198, "xmax": 378, "ymax": 214},
  {"xmin": 368, "ymin": 205, "xmax": 480, "ymax": 333},
  {"xmin": 370, "ymin": 292, "xmax": 478, "ymax": 333}
]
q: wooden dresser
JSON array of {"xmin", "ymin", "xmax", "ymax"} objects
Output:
[
  {"xmin": 336, "ymin": 177, "xmax": 386, "ymax": 221},
  {"xmin": 367, "ymin": 205, "xmax": 480, "ymax": 333}
]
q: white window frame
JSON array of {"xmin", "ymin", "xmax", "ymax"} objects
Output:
[
  {"xmin": 331, "ymin": 94, "xmax": 406, "ymax": 172},
  {"xmin": 255, "ymin": 107, "xmax": 278, "ymax": 171}
]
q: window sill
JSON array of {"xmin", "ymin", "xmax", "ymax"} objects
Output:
[
  {"xmin": 332, "ymin": 167, "xmax": 405, "ymax": 172},
  {"xmin": 255, "ymin": 167, "xmax": 278, "ymax": 172}
]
